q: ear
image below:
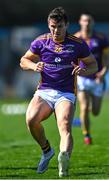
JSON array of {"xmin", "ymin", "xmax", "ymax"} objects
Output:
[{"xmin": 48, "ymin": 22, "xmax": 50, "ymax": 29}]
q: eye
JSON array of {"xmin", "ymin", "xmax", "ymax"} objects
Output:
[
  {"xmin": 58, "ymin": 25, "xmax": 63, "ymax": 28},
  {"xmin": 51, "ymin": 25, "xmax": 55, "ymax": 29}
]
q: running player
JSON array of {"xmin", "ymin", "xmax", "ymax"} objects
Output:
[
  {"xmin": 74, "ymin": 13, "xmax": 109, "ymax": 145},
  {"xmin": 20, "ymin": 7, "xmax": 97, "ymax": 177}
]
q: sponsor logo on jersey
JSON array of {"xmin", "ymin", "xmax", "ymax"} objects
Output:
[{"xmin": 55, "ymin": 57, "xmax": 62, "ymax": 63}]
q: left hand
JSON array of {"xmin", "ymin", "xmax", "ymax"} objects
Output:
[{"xmin": 72, "ymin": 62, "xmax": 86, "ymax": 76}]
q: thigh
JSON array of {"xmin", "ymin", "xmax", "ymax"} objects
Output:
[
  {"xmin": 26, "ymin": 95, "xmax": 53, "ymax": 122},
  {"xmin": 55, "ymin": 100, "xmax": 75, "ymax": 127}
]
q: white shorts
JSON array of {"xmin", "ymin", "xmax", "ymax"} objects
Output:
[
  {"xmin": 77, "ymin": 76, "xmax": 104, "ymax": 97},
  {"xmin": 34, "ymin": 89, "xmax": 76, "ymax": 110}
]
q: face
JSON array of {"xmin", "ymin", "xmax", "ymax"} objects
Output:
[
  {"xmin": 79, "ymin": 15, "xmax": 94, "ymax": 31},
  {"xmin": 48, "ymin": 19, "xmax": 68, "ymax": 42}
]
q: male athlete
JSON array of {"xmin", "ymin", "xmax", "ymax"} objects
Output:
[
  {"xmin": 20, "ymin": 7, "xmax": 97, "ymax": 177},
  {"xmin": 74, "ymin": 14, "xmax": 109, "ymax": 144}
]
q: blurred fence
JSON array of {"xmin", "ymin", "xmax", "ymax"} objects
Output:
[{"xmin": 0, "ymin": 23, "xmax": 109, "ymax": 99}]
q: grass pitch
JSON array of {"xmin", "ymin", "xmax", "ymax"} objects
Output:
[{"xmin": 0, "ymin": 97, "xmax": 109, "ymax": 179}]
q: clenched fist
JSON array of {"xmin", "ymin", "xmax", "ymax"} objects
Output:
[{"xmin": 34, "ymin": 62, "xmax": 45, "ymax": 72}]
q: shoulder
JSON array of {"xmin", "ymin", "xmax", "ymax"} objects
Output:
[
  {"xmin": 73, "ymin": 31, "xmax": 81, "ymax": 38},
  {"xmin": 31, "ymin": 33, "xmax": 51, "ymax": 48},
  {"xmin": 34, "ymin": 33, "xmax": 51, "ymax": 41},
  {"xmin": 67, "ymin": 33, "xmax": 83, "ymax": 44},
  {"xmin": 94, "ymin": 32, "xmax": 107, "ymax": 40}
]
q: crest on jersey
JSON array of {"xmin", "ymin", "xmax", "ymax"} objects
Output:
[
  {"xmin": 54, "ymin": 45, "xmax": 63, "ymax": 52},
  {"xmin": 55, "ymin": 57, "xmax": 62, "ymax": 63}
]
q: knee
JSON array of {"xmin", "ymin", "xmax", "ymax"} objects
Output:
[
  {"xmin": 58, "ymin": 120, "xmax": 71, "ymax": 133},
  {"xmin": 26, "ymin": 110, "xmax": 39, "ymax": 128}
]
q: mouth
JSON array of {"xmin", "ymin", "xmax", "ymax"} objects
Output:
[{"xmin": 54, "ymin": 33, "xmax": 60, "ymax": 37}]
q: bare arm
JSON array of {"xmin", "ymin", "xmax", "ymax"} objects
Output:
[
  {"xmin": 20, "ymin": 50, "xmax": 44, "ymax": 72},
  {"xmin": 96, "ymin": 47, "xmax": 109, "ymax": 81},
  {"xmin": 72, "ymin": 53, "xmax": 98, "ymax": 76}
]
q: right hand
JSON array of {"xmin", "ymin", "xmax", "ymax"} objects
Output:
[{"xmin": 34, "ymin": 62, "xmax": 44, "ymax": 72}]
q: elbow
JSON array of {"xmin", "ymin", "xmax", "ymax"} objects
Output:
[{"xmin": 20, "ymin": 57, "xmax": 25, "ymax": 69}]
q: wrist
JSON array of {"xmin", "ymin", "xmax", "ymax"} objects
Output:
[
  {"xmin": 33, "ymin": 66, "xmax": 37, "ymax": 71},
  {"xmin": 33, "ymin": 64, "xmax": 37, "ymax": 71}
]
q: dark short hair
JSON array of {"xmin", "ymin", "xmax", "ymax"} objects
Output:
[{"xmin": 48, "ymin": 7, "xmax": 68, "ymax": 24}]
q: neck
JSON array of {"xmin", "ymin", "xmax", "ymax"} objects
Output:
[
  {"xmin": 80, "ymin": 29, "xmax": 93, "ymax": 39},
  {"xmin": 53, "ymin": 38, "xmax": 64, "ymax": 43},
  {"xmin": 52, "ymin": 32, "xmax": 67, "ymax": 43}
]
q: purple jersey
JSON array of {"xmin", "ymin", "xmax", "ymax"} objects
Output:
[
  {"xmin": 80, "ymin": 32, "xmax": 109, "ymax": 79},
  {"xmin": 30, "ymin": 33, "xmax": 90, "ymax": 94}
]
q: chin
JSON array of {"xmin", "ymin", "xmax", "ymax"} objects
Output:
[{"xmin": 53, "ymin": 37, "xmax": 59, "ymax": 41}]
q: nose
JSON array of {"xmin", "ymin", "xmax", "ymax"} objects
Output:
[{"xmin": 54, "ymin": 28, "xmax": 58, "ymax": 33}]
